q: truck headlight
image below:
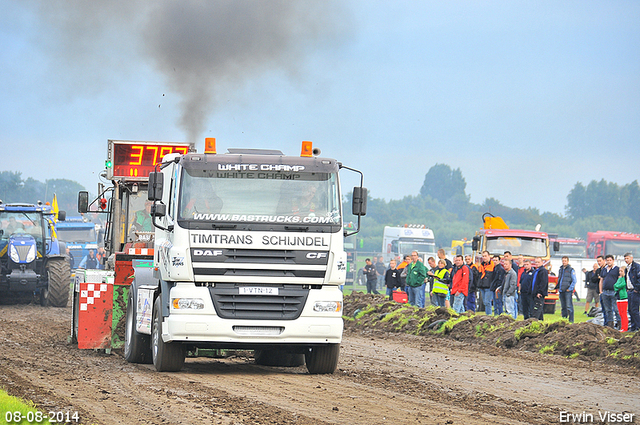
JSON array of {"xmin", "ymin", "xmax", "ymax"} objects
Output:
[
  {"xmin": 313, "ymin": 301, "xmax": 342, "ymax": 313},
  {"xmin": 172, "ymin": 298, "xmax": 205, "ymax": 310}
]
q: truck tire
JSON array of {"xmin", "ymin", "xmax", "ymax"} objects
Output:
[
  {"xmin": 124, "ymin": 289, "xmax": 152, "ymax": 364},
  {"xmin": 305, "ymin": 344, "xmax": 340, "ymax": 374},
  {"xmin": 45, "ymin": 258, "xmax": 71, "ymax": 307},
  {"xmin": 254, "ymin": 350, "xmax": 305, "ymax": 367},
  {"xmin": 151, "ymin": 297, "xmax": 185, "ymax": 372}
]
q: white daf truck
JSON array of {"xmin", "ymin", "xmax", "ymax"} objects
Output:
[{"xmin": 125, "ymin": 140, "xmax": 367, "ymax": 373}]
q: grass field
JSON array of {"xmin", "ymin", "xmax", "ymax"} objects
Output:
[{"xmin": 0, "ymin": 388, "xmax": 52, "ymax": 425}]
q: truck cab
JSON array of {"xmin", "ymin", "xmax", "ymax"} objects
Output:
[
  {"xmin": 472, "ymin": 213, "xmax": 559, "ymax": 313},
  {"xmin": 125, "ymin": 141, "xmax": 366, "ymax": 373},
  {"xmin": 382, "ymin": 225, "xmax": 436, "ymax": 263},
  {"xmin": 587, "ymin": 231, "xmax": 640, "ymax": 259},
  {"xmin": 55, "ymin": 216, "xmax": 99, "ymax": 268}
]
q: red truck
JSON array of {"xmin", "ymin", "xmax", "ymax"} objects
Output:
[
  {"xmin": 472, "ymin": 213, "xmax": 559, "ymax": 314},
  {"xmin": 587, "ymin": 231, "xmax": 640, "ymax": 259}
]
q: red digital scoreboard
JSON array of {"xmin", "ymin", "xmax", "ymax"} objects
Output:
[{"xmin": 107, "ymin": 140, "xmax": 191, "ymax": 179}]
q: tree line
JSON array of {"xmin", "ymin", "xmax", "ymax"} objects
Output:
[
  {"xmin": 344, "ymin": 164, "xmax": 640, "ymax": 252},
  {"xmin": 0, "ymin": 171, "xmax": 85, "ymax": 215},
  {"xmin": 2, "ymin": 167, "xmax": 639, "ymax": 253}
]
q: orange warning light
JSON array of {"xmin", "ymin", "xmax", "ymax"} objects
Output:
[
  {"xmin": 300, "ymin": 141, "xmax": 313, "ymax": 157},
  {"xmin": 205, "ymin": 138, "xmax": 216, "ymax": 154}
]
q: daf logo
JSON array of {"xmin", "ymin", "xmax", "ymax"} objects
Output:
[
  {"xmin": 306, "ymin": 252, "xmax": 328, "ymax": 259},
  {"xmin": 194, "ymin": 249, "xmax": 223, "ymax": 256}
]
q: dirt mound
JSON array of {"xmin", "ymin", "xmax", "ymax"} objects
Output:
[{"xmin": 343, "ymin": 292, "xmax": 640, "ymax": 369}]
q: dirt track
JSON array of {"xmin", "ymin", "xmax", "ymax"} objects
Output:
[{"xmin": 1, "ymin": 304, "xmax": 638, "ymax": 425}]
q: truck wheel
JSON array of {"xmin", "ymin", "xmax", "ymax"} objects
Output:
[
  {"xmin": 151, "ymin": 297, "xmax": 185, "ymax": 372},
  {"xmin": 46, "ymin": 258, "xmax": 71, "ymax": 307},
  {"xmin": 124, "ymin": 289, "xmax": 152, "ymax": 364},
  {"xmin": 305, "ymin": 344, "xmax": 340, "ymax": 374},
  {"xmin": 254, "ymin": 350, "xmax": 305, "ymax": 367}
]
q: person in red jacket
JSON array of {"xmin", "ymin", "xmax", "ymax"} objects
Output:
[{"xmin": 451, "ymin": 255, "xmax": 469, "ymax": 313}]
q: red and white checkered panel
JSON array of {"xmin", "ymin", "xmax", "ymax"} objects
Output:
[
  {"xmin": 128, "ymin": 248, "xmax": 154, "ymax": 256},
  {"xmin": 77, "ymin": 281, "xmax": 113, "ymax": 350},
  {"xmin": 79, "ymin": 283, "xmax": 109, "ymax": 311}
]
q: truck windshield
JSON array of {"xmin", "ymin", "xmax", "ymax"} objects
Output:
[
  {"xmin": 398, "ymin": 241, "xmax": 436, "ymax": 256},
  {"xmin": 552, "ymin": 243, "xmax": 586, "ymax": 258},
  {"xmin": 485, "ymin": 237, "xmax": 547, "ymax": 257},
  {"xmin": 178, "ymin": 169, "xmax": 341, "ymax": 226},
  {"xmin": 605, "ymin": 240, "xmax": 640, "ymax": 258},
  {"xmin": 57, "ymin": 228, "xmax": 97, "ymax": 243}
]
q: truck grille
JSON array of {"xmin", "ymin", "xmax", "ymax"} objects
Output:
[
  {"xmin": 208, "ymin": 284, "xmax": 309, "ymax": 320},
  {"xmin": 191, "ymin": 248, "xmax": 328, "ymax": 280}
]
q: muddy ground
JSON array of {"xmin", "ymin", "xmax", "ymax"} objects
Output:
[{"xmin": 1, "ymin": 295, "xmax": 639, "ymax": 425}]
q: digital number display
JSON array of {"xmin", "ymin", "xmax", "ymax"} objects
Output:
[{"xmin": 110, "ymin": 142, "xmax": 190, "ymax": 179}]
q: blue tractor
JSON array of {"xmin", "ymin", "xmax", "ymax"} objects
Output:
[{"xmin": 0, "ymin": 201, "xmax": 71, "ymax": 306}]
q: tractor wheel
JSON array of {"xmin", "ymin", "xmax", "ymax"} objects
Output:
[
  {"xmin": 305, "ymin": 344, "xmax": 340, "ymax": 374},
  {"xmin": 46, "ymin": 258, "xmax": 71, "ymax": 307},
  {"xmin": 124, "ymin": 289, "xmax": 152, "ymax": 364},
  {"xmin": 151, "ymin": 297, "xmax": 185, "ymax": 372},
  {"xmin": 254, "ymin": 350, "xmax": 305, "ymax": 367}
]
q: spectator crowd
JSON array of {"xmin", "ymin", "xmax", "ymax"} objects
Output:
[{"xmin": 359, "ymin": 250, "xmax": 640, "ymax": 332}]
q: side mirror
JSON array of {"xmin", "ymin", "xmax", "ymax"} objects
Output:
[
  {"xmin": 78, "ymin": 191, "xmax": 89, "ymax": 213},
  {"xmin": 151, "ymin": 203, "xmax": 166, "ymax": 218},
  {"xmin": 352, "ymin": 187, "xmax": 368, "ymax": 216},
  {"xmin": 553, "ymin": 241, "xmax": 560, "ymax": 252},
  {"xmin": 472, "ymin": 236, "xmax": 480, "ymax": 252},
  {"xmin": 58, "ymin": 210, "xmax": 66, "ymax": 221},
  {"xmin": 148, "ymin": 172, "xmax": 164, "ymax": 201}
]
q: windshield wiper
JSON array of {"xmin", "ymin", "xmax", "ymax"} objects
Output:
[
  {"xmin": 210, "ymin": 223, "xmax": 237, "ymax": 229},
  {"xmin": 284, "ymin": 225, "xmax": 309, "ymax": 232}
]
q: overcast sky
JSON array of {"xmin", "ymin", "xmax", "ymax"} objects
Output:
[{"xmin": 1, "ymin": 1, "xmax": 638, "ymax": 215}]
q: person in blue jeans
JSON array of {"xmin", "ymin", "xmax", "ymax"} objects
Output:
[
  {"xmin": 557, "ymin": 256, "xmax": 577, "ymax": 323},
  {"xmin": 405, "ymin": 251, "xmax": 428, "ymax": 308},
  {"xmin": 478, "ymin": 250, "xmax": 495, "ymax": 315},
  {"xmin": 599, "ymin": 255, "xmax": 620, "ymax": 328},
  {"xmin": 498, "ymin": 258, "xmax": 518, "ymax": 319}
]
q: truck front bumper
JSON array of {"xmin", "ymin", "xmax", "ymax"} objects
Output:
[
  {"xmin": 163, "ymin": 315, "xmax": 343, "ymax": 345},
  {"xmin": 160, "ymin": 284, "xmax": 344, "ymax": 345}
]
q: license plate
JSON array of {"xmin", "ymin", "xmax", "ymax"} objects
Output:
[{"xmin": 239, "ymin": 287, "xmax": 279, "ymax": 295}]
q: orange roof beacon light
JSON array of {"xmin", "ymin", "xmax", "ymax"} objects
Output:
[
  {"xmin": 300, "ymin": 141, "xmax": 313, "ymax": 157},
  {"xmin": 204, "ymin": 137, "xmax": 217, "ymax": 154}
]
